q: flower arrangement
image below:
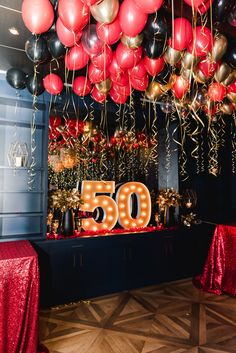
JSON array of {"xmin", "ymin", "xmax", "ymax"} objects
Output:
[
  {"xmin": 48, "ymin": 188, "xmax": 83, "ymax": 212},
  {"xmin": 181, "ymin": 213, "xmax": 201, "ymax": 228},
  {"xmin": 156, "ymin": 188, "xmax": 181, "ymax": 210}
]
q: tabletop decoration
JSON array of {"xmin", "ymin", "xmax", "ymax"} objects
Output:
[
  {"xmin": 156, "ymin": 188, "xmax": 181, "ymax": 226},
  {"xmin": 181, "ymin": 212, "xmax": 200, "ymax": 227},
  {"xmin": 48, "ymin": 188, "xmax": 84, "ymax": 236}
]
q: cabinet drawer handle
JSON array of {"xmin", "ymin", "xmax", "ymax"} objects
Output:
[
  {"xmin": 80, "ymin": 254, "xmax": 83, "ymax": 267},
  {"xmin": 72, "ymin": 245, "xmax": 84, "ymax": 248}
]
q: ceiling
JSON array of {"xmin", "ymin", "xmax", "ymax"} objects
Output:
[
  {"xmin": 0, "ymin": 1, "xmax": 235, "ymax": 77},
  {"xmin": 0, "ymin": 1, "xmax": 34, "ymax": 74}
]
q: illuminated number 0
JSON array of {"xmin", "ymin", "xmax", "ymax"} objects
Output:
[
  {"xmin": 80, "ymin": 181, "xmax": 118, "ymax": 231},
  {"xmin": 116, "ymin": 182, "xmax": 151, "ymax": 228}
]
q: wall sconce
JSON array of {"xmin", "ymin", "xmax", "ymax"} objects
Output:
[{"xmin": 7, "ymin": 141, "xmax": 29, "ymax": 168}]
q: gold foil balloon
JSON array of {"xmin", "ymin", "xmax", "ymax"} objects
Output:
[
  {"xmin": 211, "ymin": 34, "xmax": 228, "ymax": 62},
  {"xmin": 90, "ymin": 0, "xmax": 119, "ymax": 24},
  {"xmin": 182, "ymin": 52, "xmax": 199, "ymax": 70},
  {"xmin": 194, "ymin": 69, "xmax": 207, "ymax": 84},
  {"xmin": 220, "ymin": 101, "xmax": 234, "ymax": 115},
  {"xmin": 121, "ymin": 33, "xmax": 143, "ymax": 49},
  {"xmin": 222, "ymin": 70, "xmax": 236, "ymax": 86},
  {"xmin": 181, "ymin": 68, "xmax": 192, "ymax": 81},
  {"xmin": 227, "ymin": 92, "xmax": 236, "ymax": 104},
  {"xmin": 164, "ymin": 46, "xmax": 181, "ymax": 66},
  {"xmin": 95, "ymin": 78, "xmax": 112, "ymax": 93},
  {"xmin": 160, "ymin": 74, "xmax": 176, "ymax": 93},
  {"xmin": 145, "ymin": 81, "xmax": 163, "ymax": 100},
  {"xmin": 214, "ymin": 63, "xmax": 231, "ymax": 83}
]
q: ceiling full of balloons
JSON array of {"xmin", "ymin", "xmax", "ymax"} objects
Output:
[{"xmin": 5, "ymin": 0, "xmax": 236, "ymax": 184}]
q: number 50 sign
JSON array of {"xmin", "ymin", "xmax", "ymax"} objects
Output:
[{"xmin": 80, "ymin": 181, "xmax": 152, "ymax": 231}]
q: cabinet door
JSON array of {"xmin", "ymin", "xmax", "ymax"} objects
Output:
[
  {"xmin": 74, "ymin": 238, "xmax": 126, "ymax": 299},
  {"xmin": 124, "ymin": 235, "xmax": 162, "ymax": 289}
]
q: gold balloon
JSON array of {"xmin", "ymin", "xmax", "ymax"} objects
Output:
[
  {"xmin": 90, "ymin": 0, "xmax": 119, "ymax": 24},
  {"xmin": 121, "ymin": 33, "xmax": 143, "ymax": 49},
  {"xmin": 182, "ymin": 52, "xmax": 199, "ymax": 70},
  {"xmin": 194, "ymin": 69, "xmax": 207, "ymax": 84},
  {"xmin": 145, "ymin": 81, "xmax": 163, "ymax": 101},
  {"xmin": 95, "ymin": 78, "xmax": 112, "ymax": 93},
  {"xmin": 160, "ymin": 74, "xmax": 175, "ymax": 93},
  {"xmin": 214, "ymin": 63, "xmax": 231, "ymax": 83},
  {"xmin": 164, "ymin": 46, "xmax": 181, "ymax": 66},
  {"xmin": 227, "ymin": 92, "xmax": 236, "ymax": 104},
  {"xmin": 220, "ymin": 101, "xmax": 234, "ymax": 115},
  {"xmin": 211, "ymin": 34, "xmax": 228, "ymax": 62},
  {"xmin": 181, "ymin": 68, "xmax": 192, "ymax": 81},
  {"xmin": 222, "ymin": 70, "xmax": 236, "ymax": 86}
]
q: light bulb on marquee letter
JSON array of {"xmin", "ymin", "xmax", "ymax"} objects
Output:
[
  {"xmin": 116, "ymin": 182, "xmax": 151, "ymax": 229},
  {"xmin": 80, "ymin": 181, "xmax": 118, "ymax": 231}
]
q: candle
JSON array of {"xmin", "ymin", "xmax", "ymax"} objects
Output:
[{"xmin": 15, "ymin": 156, "xmax": 23, "ymax": 167}]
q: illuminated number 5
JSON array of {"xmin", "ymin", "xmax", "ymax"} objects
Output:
[{"xmin": 80, "ymin": 181, "xmax": 118, "ymax": 231}]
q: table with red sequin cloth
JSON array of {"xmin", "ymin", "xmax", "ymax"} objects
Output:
[
  {"xmin": 196, "ymin": 224, "xmax": 236, "ymax": 296},
  {"xmin": 0, "ymin": 240, "xmax": 40, "ymax": 353}
]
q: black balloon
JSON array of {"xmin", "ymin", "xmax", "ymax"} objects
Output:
[
  {"xmin": 26, "ymin": 74, "xmax": 45, "ymax": 96},
  {"xmin": 143, "ymin": 37, "xmax": 166, "ymax": 59},
  {"xmin": 228, "ymin": 4, "xmax": 236, "ymax": 27},
  {"xmin": 47, "ymin": 31, "xmax": 66, "ymax": 58},
  {"xmin": 6, "ymin": 68, "xmax": 26, "ymax": 90},
  {"xmin": 143, "ymin": 10, "xmax": 168, "ymax": 38},
  {"xmin": 25, "ymin": 35, "xmax": 50, "ymax": 64},
  {"xmin": 212, "ymin": 0, "xmax": 234, "ymax": 24},
  {"xmin": 223, "ymin": 40, "xmax": 236, "ymax": 69},
  {"xmin": 155, "ymin": 64, "xmax": 171, "ymax": 84}
]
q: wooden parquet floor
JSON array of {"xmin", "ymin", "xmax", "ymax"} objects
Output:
[{"xmin": 39, "ymin": 279, "xmax": 236, "ymax": 353}]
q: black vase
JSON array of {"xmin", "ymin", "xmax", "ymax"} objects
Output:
[{"xmin": 61, "ymin": 209, "xmax": 74, "ymax": 236}]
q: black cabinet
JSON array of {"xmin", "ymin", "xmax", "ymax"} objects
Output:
[{"xmin": 34, "ymin": 225, "xmax": 214, "ymax": 308}]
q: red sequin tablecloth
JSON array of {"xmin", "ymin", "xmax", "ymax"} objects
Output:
[
  {"xmin": 0, "ymin": 240, "xmax": 40, "ymax": 353},
  {"xmin": 196, "ymin": 224, "xmax": 236, "ymax": 296}
]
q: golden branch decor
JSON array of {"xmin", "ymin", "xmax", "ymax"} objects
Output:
[
  {"xmin": 48, "ymin": 188, "xmax": 84, "ymax": 212},
  {"xmin": 181, "ymin": 213, "xmax": 200, "ymax": 228},
  {"xmin": 156, "ymin": 188, "xmax": 181, "ymax": 210}
]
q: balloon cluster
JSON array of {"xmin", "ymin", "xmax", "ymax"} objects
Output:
[{"xmin": 4, "ymin": 0, "xmax": 234, "ymax": 110}]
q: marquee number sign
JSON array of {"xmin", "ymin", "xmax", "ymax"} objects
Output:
[{"xmin": 80, "ymin": 181, "xmax": 152, "ymax": 231}]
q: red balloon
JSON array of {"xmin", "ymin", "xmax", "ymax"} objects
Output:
[
  {"xmin": 133, "ymin": 0, "xmax": 163, "ymax": 13},
  {"xmin": 187, "ymin": 26, "xmax": 213, "ymax": 57},
  {"xmin": 143, "ymin": 56, "xmax": 165, "ymax": 76},
  {"xmin": 130, "ymin": 74, "xmax": 149, "ymax": 91},
  {"xmin": 227, "ymin": 80, "xmax": 236, "ymax": 94},
  {"xmin": 184, "ymin": 0, "xmax": 211, "ymax": 14},
  {"xmin": 198, "ymin": 57, "xmax": 220, "ymax": 78},
  {"xmin": 109, "ymin": 56, "xmax": 124, "ymax": 78},
  {"xmin": 110, "ymin": 71, "xmax": 129, "ymax": 86},
  {"xmin": 73, "ymin": 76, "xmax": 91, "ymax": 96},
  {"xmin": 116, "ymin": 42, "xmax": 142, "ymax": 69},
  {"xmin": 172, "ymin": 76, "xmax": 190, "ymax": 99},
  {"xmin": 22, "ymin": 0, "xmax": 54, "ymax": 34},
  {"xmin": 91, "ymin": 86, "xmax": 107, "ymax": 103},
  {"xmin": 96, "ymin": 18, "xmax": 122, "ymax": 45},
  {"xmin": 119, "ymin": 0, "xmax": 148, "ymax": 37},
  {"xmin": 43, "ymin": 74, "xmax": 63, "ymax": 95},
  {"xmin": 58, "ymin": 0, "xmax": 89, "ymax": 32},
  {"xmin": 91, "ymin": 45, "xmax": 113, "ymax": 70},
  {"xmin": 113, "ymin": 82, "xmax": 131, "ymax": 96},
  {"xmin": 129, "ymin": 60, "xmax": 147, "ymax": 79},
  {"xmin": 208, "ymin": 83, "xmax": 226, "ymax": 102},
  {"xmin": 82, "ymin": 0, "xmax": 101, "ymax": 5},
  {"xmin": 88, "ymin": 63, "xmax": 110, "ymax": 83},
  {"xmin": 56, "ymin": 18, "xmax": 82, "ymax": 47},
  {"xmin": 65, "ymin": 44, "xmax": 89, "ymax": 70},
  {"xmin": 170, "ymin": 18, "xmax": 193, "ymax": 51},
  {"xmin": 110, "ymin": 87, "xmax": 128, "ymax": 104}
]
